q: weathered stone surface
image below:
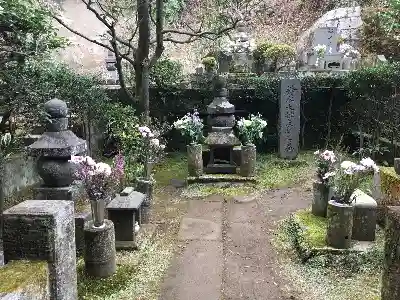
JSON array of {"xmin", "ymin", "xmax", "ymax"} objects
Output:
[
  {"xmin": 84, "ymin": 220, "xmax": 116, "ymax": 278},
  {"xmin": 187, "ymin": 144, "xmax": 203, "ymax": 177},
  {"xmin": 326, "ymin": 200, "xmax": 354, "ymax": 249},
  {"xmin": 394, "ymin": 158, "xmax": 400, "ymax": 175},
  {"xmin": 204, "ymin": 131, "xmax": 240, "ymax": 146},
  {"xmin": 136, "ymin": 178, "xmax": 154, "ymax": 207},
  {"xmin": 107, "ymin": 191, "xmax": 145, "ymax": 249},
  {"xmin": 75, "ymin": 208, "xmax": 92, "ymax": 256},
  {"xmin": 351, "ymin": 189, "xmax": 377, "ymax": 241},
  {"xmin": 233, "ymin": 194, "xmax": 257, "ymax": 203},
  {"xmin": 159, "ymin": 241, "xmax": 223, "ymax": 300},
  {"xmin": 34, "ymin": 184, "xmax": 83, "ymax": 201},
  {"xmin": 297, "ymin": 6, "xmax": 362, "ymax": 64},
  {"xmin": 178, "ymin": 218, "xmax": 221, "ymax": 241},
  {"xmin": 279, "ymin": 79, "xmax": 301, "ymax": 160},
  {"xmin": 240, "ymin": 144, "xmax": 256, "ymax": 177},
  {"xmin": 382, "ymin": 206, "xmax": 400, "ymax": 300},
  {"xmin": 120, "ymin": 186, "xmax": 135, "ymax": 196},
  {"xmin": 3, "ymin": 200, "xmax": 77, "ymax": 300},
  {"xmin": 312, "ymin": 181, "xmax": 332, "ymax": 217}
]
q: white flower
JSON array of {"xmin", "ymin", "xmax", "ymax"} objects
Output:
[
  {"xmin": 360, "ymin": 157, "xmax": 379, "ymax": 172},
  {"xmin": 314, "ymin": 150, "xmax": 320, "ymax": 155},
  {"xmin": 134, "ymin": 221, "xmax": 140, "ymax": 233},
  {"xmin": 321, "ymin": 150, "xmax": 336, "ymax": 163},
  {"xmin": 341, "ymin": 161, "xmax": 356, "ymax": 169},
  {"xmin": 323, "ymin": 172, "xmax": 336, "ymax": 180},
  {"xmin": 258, "ymin": 131, "xmax": 263, "ymax": 139},
  {"xmin": 138, "ymin": 126, "xmax": 154, "ymax": 137},
  {"xmin": 95, "ymin": 162, "xmax": 112, "ymax": 176},
  {"xmin": 84, "ymin": 156, "xmax": 96, "ymax": 166},
  {"xmin": 1, "ymin": 133, "xmax": 11, "ymax": 147},
  {"xmin": 69, "ymin": 155, "xmax": 84, "ymax": 164},
  {"xmin": 150, "ymin": 138, "xmax": 160, "ymax": 147},
  {"xmin": 160, "ymin": 144, "xmax": 166, "ymax": 150},
  {"xmin": 243, "ymin": 119, "xmax": 252, "ymax": 127}
]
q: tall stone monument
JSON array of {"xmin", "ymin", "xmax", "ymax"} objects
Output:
[
  {"xmin": 3, "ymin": 200, "xmax": 77, "ymax": 300},
  {"xmin": 204, "ymin": 76, "xmax": 241, "ymax": 173},
  {"xmin": 27, "ymin": 98, "xmax": 90, "ymax": 255},
  {"xmin": 279, "ymin": 79, "xmax": 301, "ymax": 159}
]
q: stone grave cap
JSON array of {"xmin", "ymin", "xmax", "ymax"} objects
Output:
[
  {"xmin": 28, "ymin": 98, "xmax": 87, "ymax": 157},
  {"xmin": 107, "ymin": 190, "xmax": 146, "ymax": 210}
]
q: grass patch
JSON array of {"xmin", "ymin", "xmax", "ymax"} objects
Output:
[
  {"xmin": 275, "ymin": 209, "xmax": 384, "ymax": 300},
  {"xmin": 0, "ymin": 260, "xmax": 47, "ymax": 293},
  {"xmin": 294, "ymin": 210, "xmax": 327, "ymax": 248},
  {"xmin": 155, "ymin": 151, "xmax": 315, "ymax": 198}
]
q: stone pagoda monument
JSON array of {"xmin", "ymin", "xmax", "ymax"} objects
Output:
[{"xmin": 204, "ymin": 76, "xmax": 241, "ymax": 174}]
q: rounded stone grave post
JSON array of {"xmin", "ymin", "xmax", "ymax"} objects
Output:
[
  {"xmin": 326, "ymin": 200, "xmax": 354, "ymax": 249},
  {"xmin": 84, "ymin": 220, "xmax": 116, "ymax": 278},
  {"xmin": 187, "ymin": 144, "xmax": 203, "ymax": 177},
  {"xmin": 240, "ymin": 144, "xmax": 256, "ymax": 177},
  {"xmin": 311, "ymin": 181, "xmax": 333, "ymax": 217}
]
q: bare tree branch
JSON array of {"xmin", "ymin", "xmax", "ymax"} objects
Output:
[{"xmin": 149, "ymin": 0, "xmax": 164, "ymax": 67}]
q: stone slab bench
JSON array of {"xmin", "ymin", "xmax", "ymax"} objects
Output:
[
  {"xmin": 106, "ymin": 187, "xmax": 145, "ymax": 250},
  {"xmin": 351, "ymin": 189, "xmax": 377, "ymax": 241}
]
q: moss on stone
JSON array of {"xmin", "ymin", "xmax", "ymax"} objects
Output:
[
  {"xmin": 0, "ymin": 260, "xmax": 47, "ymax": 293},
  {"xmin": 294, "ymin": 210, "xmax": 327, "ymax": 248},
  {"xmin": 380, "ymin": 167, "xmax": 400, "ymax": 204}
]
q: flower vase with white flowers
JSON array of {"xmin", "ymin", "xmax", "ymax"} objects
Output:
[
  {"xmin": 313, "ymin": 44, "xmax": 328, "ymax": 68},
  {"xmin": 69, "ymin": 155, "xmax": 124, "ymax": 227},
  {"xmin": 138, "ymin": 125, "xmax": 166, "ymax": 180},
  {"xmin": 325, "ymin": 157, "xmax": 379, "ymax": 249},
  {"xmin": 173, "ymin": 110, "xmax": 204, "ymax": 145},
  {"xmin": 312, "ymin": 150, "xmax": 337, "ymax": 217},
  {"xmin": 174, "ymin": 111, "xmax": 205, "ymax": 177},
  {"xmin": 237, "ymin": 114, "xmax": 267, "ymax": 146}
]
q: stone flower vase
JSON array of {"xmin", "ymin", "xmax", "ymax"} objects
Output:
[
  {"xmin": 187, "ymin": 144, "xmax": 203, "ymax": 177},
  {"xmin": 240, "ymin": 144, "xmax": 256, "ymax": 177},
  {"xmin": 326, "ymin": 199, "xmax": 355, "ymax": 249},
  {"xmin": 311, "ymin": 181, "xmax": 333, "ymax": 217},
  {"xmin": 317, "ymin": 58, "xmax": 325, "ymax": 69},
  {"xmin": 89, "ymin": 197, "xmax": 106, "ymax": 228},
  {"xmin": 136, "ymin": 177, "xmax": 155, "ymax": 224},
  {"xmin": 394, "ymin": 158, "xmax": 400, "ymax": 175}
]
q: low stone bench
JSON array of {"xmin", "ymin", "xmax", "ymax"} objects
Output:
[
  {"xmin": 106, "ymin": 187, "xmax": 145, "ymax": 249},
  {"xmin": 351, "ymin": 189, "xmax": 377, "ymax": 241}
]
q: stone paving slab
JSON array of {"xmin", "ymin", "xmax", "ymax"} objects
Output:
[
  {"xmin": 178, "ymin": 217, "xmax": 221, "ymax": 241},
  {"xmin": 159, "ymin": 240, "xmax": 223, "ymax": 300},
  {"xmin": 187, "ymin": 200, "xmax": 222, "ymax": 223}
]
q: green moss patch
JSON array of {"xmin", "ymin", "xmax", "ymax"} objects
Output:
[
  {"xmin": 280, "ymin": 209, "xmax": 385, "ymax": 262},
  {"xmin": 380, "ymin": 167, "xmax": 400, "ymax": 202},
  {"xmin": 0, "ymin": 260, "xmax": 47, "ymax": 293}
]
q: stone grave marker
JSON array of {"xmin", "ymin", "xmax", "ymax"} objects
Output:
[
  {"xmin": 3, "ymin": 200, "xmax": 77, "ymax": 300},
  {"xmin": 106, "ymin": 188, "xmax": 145, "ymax": 249},
  {"xmin": 279, "ymin": 79, "xmax": 301, "ymax": 159}
]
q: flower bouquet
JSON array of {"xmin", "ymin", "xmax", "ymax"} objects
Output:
[
  {"xmin": 312, "ymin": 150, "xmax": 337, "ymax": 217},
  {"xmin": 69, "ymin": 155, "xmax": 124, "ymax": 227},
  {"xmin": 173, "ymin": 110, "xmax": 204, "ymax": 145},
  {"xmin": 325, "ymin": 157, "xmax": 378, "ymax": 249},
  {"xmin": 236, "ymin": 113, "xmax": 267, "ymax": 146},
  {"xmin": 174, "ymin": 110, "xmax": 204, "ymax": 177}
]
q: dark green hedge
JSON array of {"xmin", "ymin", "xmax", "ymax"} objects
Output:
[{"xmin": 106, "ymin": 63, "xmax": 400, "ymax": 155}]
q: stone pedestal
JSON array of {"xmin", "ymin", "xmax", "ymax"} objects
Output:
[
  {"xmin": 279, "ymin": 79, "xmax": 301, "ymax": 159},
  {"xmin": 3, "ymin": 200, "xmax": 77, "ymax": 300},
  {"xmin": 240, "ymin": 144, "xmax": 256, "ymax": 177},
  {"xmin": 187, "ymin": 144, "xmax": 203, "ymax": 177},
  {"xmin": 351, "ymin": 189, "xmax": 377, "ymax": 241},
  {"xmin": 382, "ymin": 206, "xmax": 400, "ymax": 300},
  {"xmin": 312, "ymin": 181, "xmax": 332, "ymax": 217},
  {"xmin": 326, "ymin": 200, "xmax": 354, "ymax": 249},
  {"xmin": 84, "ymin": 220, "xmax": 116, "ymax": 278},
  {"xmin": 136, "ymin": 178, "xmax": 154, "ymax": 224},
  {"xmin": 394, "ymin": 158, "xmax": 400, "ymax": 175},
  {"xmin": 107, "ymin": 189, "xmax": 145, "ymax": 249}
]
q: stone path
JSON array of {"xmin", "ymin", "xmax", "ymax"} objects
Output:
[{"xmin": 159, "ymin": 188, "xmax": 311, "ymax": 300}]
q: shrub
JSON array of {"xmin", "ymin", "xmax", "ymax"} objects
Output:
[
  {"xmin": 150, "ymin": 58, "xmax": 183, "ymax": 88},
  {"xmin": 201, "ymin": 56, "xmax": 218, "ymax": 72}
]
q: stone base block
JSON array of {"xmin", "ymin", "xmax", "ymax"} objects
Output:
[
  {"xmin": 352, "ymin": 189, "xmax": 377, "ymax": 241},
  {"xmin": 141, "ymin": 204, "xmax": 150, "ymax": 224},
  {"xmin": 75, "ymin": 208, "xmax": 92, "ymax": 256},
  {"xmin": 187, "ymin": 174, "xmax": 257, "ymax": 184},
  {"xmin": 204, "ymin": 164, "xmax": 237, "ymax": 174},
  {"xmin": 84, "ymin": 220, "xmax": 116, "ymax": 278},
  {"xmin": 34, "ymin": 184, "xmax": 83, "ymax": 201}
]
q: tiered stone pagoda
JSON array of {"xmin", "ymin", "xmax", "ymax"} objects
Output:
[{"xmin": 204, "ymin": 76, "xmax": 241, "ymax": 174}]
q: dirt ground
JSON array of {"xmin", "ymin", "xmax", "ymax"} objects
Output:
[{"xmin": 159, "ymin": 187, "xmax": 312, "ymax": 300}]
